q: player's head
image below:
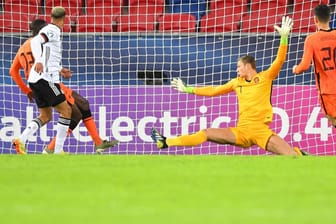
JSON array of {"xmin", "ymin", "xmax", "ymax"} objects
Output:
[
  {"xmin": 29, "ymin": 19, "xmax": 47, "ymax": 37},
  {"xmin": 237, "ymin": 55, "xmax": 256, "ymax": 78},
  {"xmin": 51, "ymin": 6, "xmax": 66, "ymax": 28},
  {"xmin": 314, "ymin": 4, "xmax": 331, "ymax": 24}
]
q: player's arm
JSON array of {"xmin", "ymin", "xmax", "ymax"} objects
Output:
[
  {"xmin": 30, "ymin": 33, "xmax": 48, "ymax": 73},
  {"xmin": 266, "ymin": 16, "xmax": 293, "ymax": 80},
  {"xmin": 171, "ymin": 78, "xmax": 234, "ymax": 96},
  {"xmin": 292, "ymin": 37, "xmax": 313, "ymax": 74},
  {"xmin": 9, "ymin": 54, "xmax": 33, "ymax": 98}
]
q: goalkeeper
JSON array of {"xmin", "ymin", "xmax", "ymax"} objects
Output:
[
  {"xmin": 10, "ymin": 19, "xmax": 118, "ymax": 154},
  {"xmin": 151, "ymin": 16, "xmax": 307, "ymax": 156}
]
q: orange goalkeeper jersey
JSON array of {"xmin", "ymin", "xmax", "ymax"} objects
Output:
[
  {"xmin": 193, "ymin": 44, "xmax": 287, "ymax": 127},
  {"xmin": 294, "ymin": 29, "xmax": 336, "ymax": 94}
]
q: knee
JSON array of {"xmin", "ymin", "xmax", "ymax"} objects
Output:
[
  {"xmin": 78, "ymin": 98, "xmax": 90, "ymax": 111},
  {"xmin": 39, "ymin": 113, "xmax": 52, "ymax": 124},
  {"xmin": 60, "ymin": 103, "xmax": 72, "ymax": 119}
]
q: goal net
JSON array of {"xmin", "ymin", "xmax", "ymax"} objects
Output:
[{"xmin": 1, "ymin": 0, "xmax": 335, "ymax": 155}]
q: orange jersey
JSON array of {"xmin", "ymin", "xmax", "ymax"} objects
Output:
[
  {"xmin": 10, "ymin": 38, "xmax": 74, "ymax": 103},
  {"xmin": 295, "ymin": 29, "xmax": 336, "ymax": 94},
  {"xmin": 193, "ymin": 44, "xmax": 287, "ymax": 127},
  {"xmin": 10, "ymin": 38, "xmax": 34, "ymax": 95}
]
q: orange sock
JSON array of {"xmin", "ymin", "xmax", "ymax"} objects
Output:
[
  {"xmin": 83, "ymin": 116, "xmax": 102, "ymax": 146},
  {"xmin": 48, "ymin": 129, "xmax": 72, "ymax": 150},
  {"xmin": 166, "ymin": 130, "xmax": 207, "ymax": 147}
]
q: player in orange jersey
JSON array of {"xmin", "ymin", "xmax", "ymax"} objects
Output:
[
  {"xmin": 10, "ymin": 19, "xmax": 118, "ymax": 154},
  {"xmin": 151, "ymin": 16, "xmax": 308, "ymax": 155},
  {"xmin": 293, "ymin": 4, "xmax": 336, "ymax": 127}
]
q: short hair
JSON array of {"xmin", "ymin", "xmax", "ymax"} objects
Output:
[
  {"xmin": 238, "ymin": 55, "xmax": 256, "ymax": 70},
  {"xmin": 314, "ymin": 4, "xmax": 330, "ymax": 23},
  {"xmin": 51, "ymin": 6, "xmax": 66, "ymax": 19},
  {"xmin": 29, "ymin": 19, "xmax": 47, "ymax": 36}
]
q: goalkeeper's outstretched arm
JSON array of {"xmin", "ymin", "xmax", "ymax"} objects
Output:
[
  {"xmin": 171, "ymin": 78, "xmax": 233, "ymax": 97},
  {"xmin": 266, "ymin": 16, "xmax": 293, "ymax": 79}
]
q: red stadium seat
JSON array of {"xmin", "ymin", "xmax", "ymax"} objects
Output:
[
  {"xmin": 158, "ymin": 13, "xmax": 196, "ymax": 32},
  {"xmin": 241, "ymin": 0, "xmax": 287, "ymax": 32},
  {"xmin": 86, "ymin": 0, "xmax": 123, "ymax": 19},
  {"xmin": 117, "ymin": 14, "xmax": 156, "ymax": 32},
  {"xmin": 209, "ymin": 0, "xmax": 247, "ymax": 13},
  {"xmin": 34, "ymin": 14, "xmax": 72, "ymax": 32},
  {"xmin": 76, "ymin": 15, "xmax": 114, "ymax": 32},
  {"xmin": 44, "ymin": 0, "xmax": 83, "ymax": 17},
  {"xmin": 3, "ymin": 0, "xmax": 41, "ymax": 16},
  {"xmin": 128, "ymin": 0, "xmax": 165, "ymax": 19},
  {"xmin": 200, "ymin": 13, "xmax": 239, "ymax": 32},
  {"xmin": 0, "ymin": 12, "xmax": 30, "ymax": 32},
  {"xmin": 291, "ymin": 0, "xmax": 329, "ymax": 33},
  {"xmin": 201, "ymin": 0, "xmax": 247, "ymax": 32}
]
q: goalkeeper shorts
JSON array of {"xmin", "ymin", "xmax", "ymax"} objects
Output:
[{"xmin": 230, "ymin": 124, "xmax": 276, "ymax": 150}]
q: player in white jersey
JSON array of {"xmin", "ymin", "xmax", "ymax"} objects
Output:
[{"xmin": 12, "ymin": 7, "xmax": 72, "ymax": 154}]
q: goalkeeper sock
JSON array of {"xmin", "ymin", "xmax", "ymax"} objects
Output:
[
  {"xmin": 166, "ymin": 130, "xmax": 207, "ymax": 147},
  {"xmin": 83, "ymin": 116, "xmax": 103, "ymax": 146}
]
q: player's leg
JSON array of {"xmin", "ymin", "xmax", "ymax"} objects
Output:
[
  {"xmin": 326, "ymin": 115, "xmax": 336, "ymax": 127},
  {"xmin": 12, "ymin": 83, "xmax": 53, "ymax": 154},
  {"xmin": 72, "ymin": 90, "xmax": 118, "ymax": 152},
  {"xmin": 53, "ymin": 100, "xmax": 72, "ymax": 154},
  {"xmin": 12, "ymin": 114, "xmax": 45, "ymax": 154},
  {"xmin": 266, "ymin": 135, "xmax": 304, "ymax": 155},
  {"xmin": 44, "ymin": 103, "xmax": 82, "ymax": 153},
  {"xmin": 320, "ymin": 94, "xmax": 336, "ymax": 127},
  {"xmin": 205, "ymin": 128, "xmax": 236, "ymax": 145},
  {"xmin": 39, "ymin": 81, "xmax": 73, "ymax": 154},
  {"xmin": 151, "ymin": 127, "xmax": 236, "ymax": 149}
]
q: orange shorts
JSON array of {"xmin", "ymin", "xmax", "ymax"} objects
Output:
[
  {"xmin": 59, "ymin": 83, "xmax": 74, "ymax": 105},
  {"xmin": 230, "ymin": 123, "xmax": 276, "ymax": 150},
  {"xmin": 320, "ymin": 94, "xmax": 336, "ymax": 118}
]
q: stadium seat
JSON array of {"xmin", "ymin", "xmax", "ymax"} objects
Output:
[
  {"xmin": 86, "ymin": 0, "xmax": 123, "ymax": 19},
  {"xmin": 76, "ymin": 15, "xmax": 114, "ymax": 32},
  {"xmin": 128, "ymin": 0, "xmax": 165, "ymax": 19},
  {"xmin": 291, "ymin": 0, "xmax": 329, "ymax": 33},
  {"xmin": 209, "ymin": 0, "xmax": 247, "ymax": 12},
  {"xmin": 199, "ymin": 13, "xmax": 239, "ymax": 32},
  {"xmin": 3, "ymin": 0, "xmax": 41, "ymax": 16},
  {"xmin": 34, "ymin": 14, "xmax": 72, "ymax": 32},
  {"xmin": 117, "ymin": 14, "xmax": 156, "ymax": 32},
  {"xmin": 201, "ymin": 0, "xmax": 247, "ymax": 32},
  {"xmin": 0, "ymin": 12, "xmax": 30, "ymax": 32},
  {"xmin": 167, "ymin": 0, "xmax": 207, "ymax": 21},
  {"xmin": 241, "ymin": 0, "xmax": 287, "ymax": 32},
  {"xmin": 158, "ymin": 13, "xmax": 196, "ymax": 32},
  {"xmin": 44, "ymin": 0, "xmax": 83, "ymax": 17}
]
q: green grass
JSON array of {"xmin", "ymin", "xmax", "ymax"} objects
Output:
[{"xmin": 0, "ymin": 155, "xmax": 336, "ymax": 224}]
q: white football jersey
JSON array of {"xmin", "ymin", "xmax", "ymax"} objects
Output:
[{"xmin": 29, "ymin": 24, "xmax": 62, "ymax": 83}]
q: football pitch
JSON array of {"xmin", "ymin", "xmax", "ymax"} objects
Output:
[{"xmin": 0, "ymin": 155, "xmax": 335, "ymax": 224}]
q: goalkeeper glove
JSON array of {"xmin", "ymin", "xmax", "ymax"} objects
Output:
[
  {"xmin": 274, "ymin": 16, "xmax": 293, "ymax": 44},
  {"xmin": 171, "ymin": 78, "xmax": 194, "ymax": 94}
]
